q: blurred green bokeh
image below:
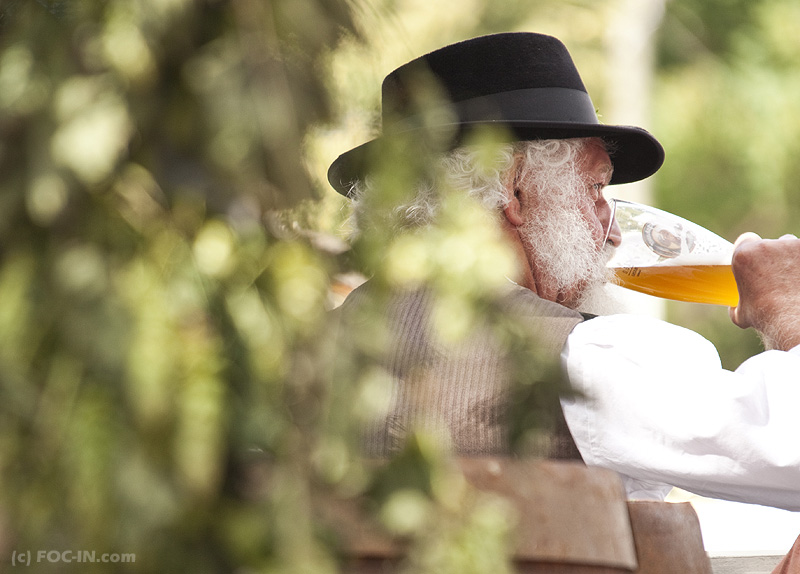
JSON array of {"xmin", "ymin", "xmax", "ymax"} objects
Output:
[
  {"xmin": 0, "ymin": 1, "xmax": 546, "ymax": 572},
  {"xmin": 0, "ymin": 1, "xmax": 367, "ymax": 571},
  {"xmin": 654, "ymin": 0, "xmax": 800, "ymax": 366},
  {"xmin": 1, "ymin": 0, "xmax": 799, "ymax": 572}
]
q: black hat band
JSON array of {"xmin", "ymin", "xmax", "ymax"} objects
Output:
[{"xmin": 385, "ymin": 87, "xmax": 599, "ymax": 134}]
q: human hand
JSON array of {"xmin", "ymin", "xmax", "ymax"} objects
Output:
[{"xmin": 729, "ymin": 232, "xmax": 800, "ymax": 350}]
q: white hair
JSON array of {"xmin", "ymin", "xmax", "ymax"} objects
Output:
[
  {"xmin": 346, "ymin": 138, "xmax": 593, "ymax": 234},
  {"xmin": 346, "ymin": 137, "xmax": 623, "ymax": 313}
]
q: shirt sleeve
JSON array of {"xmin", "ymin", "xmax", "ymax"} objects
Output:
[{"xmin": 560, "ymin": 313, "xmax": 800, "ymax": 511}]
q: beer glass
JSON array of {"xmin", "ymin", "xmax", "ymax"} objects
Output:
[{"xmin": 606, "ymin": 199, "xmax": 739, "ymax": 306}]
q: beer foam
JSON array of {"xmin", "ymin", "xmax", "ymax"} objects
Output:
[
  {"xmin": 608, "ymin": 230, "xmax": 733, "ymax": 267},
  {"xmin": 660, "ymin": 250, "xmax": 732, "ymax": 266}
]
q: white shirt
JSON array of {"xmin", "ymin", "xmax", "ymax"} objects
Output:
[{"xmin": 561, "ymin": 313, "xmax": 800, "ymax": 511}]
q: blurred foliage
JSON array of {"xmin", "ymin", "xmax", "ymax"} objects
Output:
[
  {"xmin": 1, "ymin": 0, "xmax": 797, "ymax": 571},
  {"xmin": 0, "ymin": 0, "xmax": 360, "ymax": 572},
  {"xmin": 654, "ymin": 0, "xmax": 800, "ymax": 367},
  {"xmin": 657, "ymin": 0, "xmax": 762, "ymax": 68},
  {"xmin": 0, "ymin": 0, "xmax": 565, "ymax": 573},
  {"xmin": 0, "ymin": 0, "xmax": 368, "ymax": 570}
]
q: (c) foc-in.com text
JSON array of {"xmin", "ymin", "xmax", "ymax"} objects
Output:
[{"xmin": 11, "ymin": 550, "xmax": 136, "ymax": 566}]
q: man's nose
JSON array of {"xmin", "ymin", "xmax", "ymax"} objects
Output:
[
  {"xmin": 605, "ymin": 218, "xmax": 622, "ymax": 247},
  {"xmin": 602, "ymin": 199, "xmax": 622, "ymax": 247}
]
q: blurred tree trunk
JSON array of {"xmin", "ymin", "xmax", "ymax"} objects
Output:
[
  {"xmin": 606, "ymin": 0, "xmax": 666, "ymax": 206},
  {"xmin": 606, "ymin": 0, "xmax": 667, "ymax": 319}
]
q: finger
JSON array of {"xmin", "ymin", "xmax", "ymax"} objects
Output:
[
  {"xmin": 779, "ymin": 233, "xmax": 798, "ymax": 240},
  {"xmin": 734, "ymin": 232, "xmax": 762, "ymax": 249}
]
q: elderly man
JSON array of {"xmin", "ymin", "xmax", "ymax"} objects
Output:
[{"xmin": 329, "ymin": 32, "xmax": 800, "ymax": 522}]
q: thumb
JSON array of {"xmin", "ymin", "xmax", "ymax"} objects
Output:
[
  {"xmin": 729, "ymin": 232, "xmax": 761, "ymax": 325},
  {"xmin": 734, "ymin": 232, "xmax": 762, "ymax": 249}
]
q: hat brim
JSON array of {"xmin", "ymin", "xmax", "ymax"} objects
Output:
[{"xmin": 327, "ymin": 121, "xmax": 664, "ymax": 196}]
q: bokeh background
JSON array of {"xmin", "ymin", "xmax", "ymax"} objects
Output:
[{"xmin": 1, "ymin": 0, "xmax": 799, "ymax": 571}]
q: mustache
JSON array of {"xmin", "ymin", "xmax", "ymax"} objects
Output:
[{"xmin": 603, "ymin": 242, "xmax": 617, "ymax": 265}]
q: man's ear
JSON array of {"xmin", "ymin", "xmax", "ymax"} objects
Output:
[{"xmin": 503, "ymin": 189, "xmax": 525, "ymax": 227}]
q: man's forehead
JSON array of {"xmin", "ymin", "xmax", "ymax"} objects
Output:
[{"xmin": 584, "ymin": 138, "xmax": 614, "ymax": 180}]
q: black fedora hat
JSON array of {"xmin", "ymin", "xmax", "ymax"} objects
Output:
[{"xmin": 328, "ymin": 32, "xmax": 665, "ymax": 196}]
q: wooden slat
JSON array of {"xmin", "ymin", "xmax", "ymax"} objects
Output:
[{"xmin": 627, "ymin": 500, "xmax": 713, "ymax": 574}]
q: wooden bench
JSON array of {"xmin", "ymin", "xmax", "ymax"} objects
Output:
[{"xmin": 321, "ymin": 458, "xmax": 712, "ymax": 573}]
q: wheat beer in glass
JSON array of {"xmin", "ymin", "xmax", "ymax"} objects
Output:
[{"xmin": 606, "ymin": 200, "xmax": 739, "ymax": 306}]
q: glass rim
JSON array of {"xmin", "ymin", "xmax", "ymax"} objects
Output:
[{"xmin": 603, "ymin": 197, "xmax": 617, "ymax": 245}]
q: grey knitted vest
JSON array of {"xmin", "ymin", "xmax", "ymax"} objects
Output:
[{"xmin": 335, "ymin": 281, "xmax": 585, "ymax": 459}]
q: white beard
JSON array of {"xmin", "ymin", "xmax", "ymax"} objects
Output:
[
  {"xmin": 575, "ymin": 282, "xmax": 628, "ymax": 316},
  {"xmin": 518, "ymin": 198, "xmax": 624, "ymax": 316}
]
